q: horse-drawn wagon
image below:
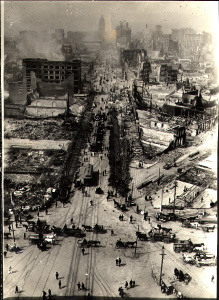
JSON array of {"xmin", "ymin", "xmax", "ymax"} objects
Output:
[
  {"xmin": 116, "ymin": 240, "xmax": 137, "ymax": 248},
  {"xmin": 78, "ymin": 238, "xmax": 101, "ymax": 247},
  {"xmin": 136, "ymin": 231, "xmax": 147, "ymax": 241}
]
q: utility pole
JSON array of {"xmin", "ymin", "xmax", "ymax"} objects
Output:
[
  {"xmin": 158, "ymin": 168, "xmax": 160, "ymax": 185},
  {"xmin": 160, "ymin": 188, "xmax": 163, "ymax": 212},
  {"xmin": 159, "ymin": 245, "xmax": 166, "ymax": 286},
  {"xmin": 11, "ymin": 221, "xmax": 15, "ymax": 242},
  {"xmin": 173, "ymin": 181, "xmax": 177, "ymax": 214}
]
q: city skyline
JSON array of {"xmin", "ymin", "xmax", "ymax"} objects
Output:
[{"xmin": 4, "ymin": 1, "xmax": 219, "ymax": 37}]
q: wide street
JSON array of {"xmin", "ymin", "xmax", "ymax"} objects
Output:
[{"xmin": 3, "ymin": 48, "xmax": 217, "ymax": 299}]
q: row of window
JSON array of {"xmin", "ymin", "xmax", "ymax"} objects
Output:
[{"xmin": 27, "ymin": 65, "xmax": 79, "ymax": 70}]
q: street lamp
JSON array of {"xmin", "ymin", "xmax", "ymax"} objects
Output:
[{"xmin": 159, "ymin": 246, "xmax": 166, "ymax": 286}]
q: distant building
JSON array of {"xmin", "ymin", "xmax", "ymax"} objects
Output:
[
  {"xmin": 184, "ymin": 33, "xmax": 203, "ymax": 51},
  {"xmin": 55, "ymin": 29, "xmax": 65, "ymax": 44},
  {"xmin": 122, "ymin": 49, "xmax": 147, "ymax": 67},
  {"xmin": 62, "ymin": 44, "xmax": 73, "ymax": 61},
  {"xmin": 22, "ymin": 58, "xmax": 81, "ymax": 94},
  {"xmin": 116, "ymin": 21, "xmax": 131, "ymax": 47},
  {"xmin": 98, "ymin": 15, "xmax": 105, "ymax": 43},
  {"xmin": 159, "ymin": 64, "xmax": 178, "ymax": 82},
  {"xmin": 171, "ymin": 27, "xmax": 195, "ymax": 45},
  {"xmin": 141, "ymin": 60, "xmax": 152, "ymax": 83}
]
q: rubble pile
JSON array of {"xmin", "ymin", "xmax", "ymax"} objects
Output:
[
  {"xmin": 4, "ymin": 181, "xmax": 47, "ymax": 210},
  {"xmin": 4, "ymin": 118, "xmax": 79, "ymax": 140},
  {"xmin": 178, "ymin": 167, "xmax": 217, "ymax": 190},
  {"xmin": 5, "ymin": 149, "xmax": 66, "ymax": 174}
]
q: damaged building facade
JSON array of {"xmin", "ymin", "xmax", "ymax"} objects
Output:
[
  {"xmin": 137, "ymin": 110, "xmax": 186, "ymax": 155},
  {"xmin": 22, "ymin": 58, "xmax": 81, "ymax": 94}
]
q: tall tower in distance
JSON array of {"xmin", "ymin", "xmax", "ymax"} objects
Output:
[{"xmin": 98, "ymin": 15, "xmax": 105, "ymax": 43}]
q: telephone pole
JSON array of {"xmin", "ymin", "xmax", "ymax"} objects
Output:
[
  {"xmin": 159, "ymin": 246, "xmax": 166, "ymax": 286},
  {"xmin": 160, "ymin": 188, "xmax": 163, "ymax": 212},
  {"xmin": 173, "ymin": 181, "xmax": 177, "ymax": 214}
]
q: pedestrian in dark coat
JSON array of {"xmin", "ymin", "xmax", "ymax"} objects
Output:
[
  {"xmin": 15, "ymin": 286, "xmax": 18, "ymax": 293},
  {"xmin": 59, "ymin": 280, "xmax": 61, "ymax": 289},
  {"xmin": 82, "ymin": 248, "xmax": 85, "ymax": 255},
  {"xmin": 111, "ymin": 229, "xmax": 114, "ymax": 236},
  {"xmin": 81, "ymin": 282, "xmax": 85, "ymax": 290},
  {"xmin": 77, "ymin": 282, "xmax": 81, "ymax": 290},
  {"xmin": 6, "ymin": 244, "xmax": 9, "ymax": 251},
  {"xmin": 56, "ymin": 272, "xmax": 59, "ymax": 280},
  {"xmin": 130, "ymin": 279, "xmax": 133, "ymax": 287},
  {"xmin": 42, "ymin": 291, "xmax": 46, "ymax": 300},
  {"xmin": 4, "ymin": 251, "xmax": 7, "ymax": 257},
  {"xmin": 118, "ymin": 258, "xmax": 121, "ymax": 267},
  {"xmin": 125, "ymin": 281, "xmax": 128, "ymax": 288},
  {"xmin": 116, "ymin": 258, "xmax": 118, "ymax": 266},
  {"xmin": 48, "ymin": 289, "xmax": 51, "ymax": 298}
]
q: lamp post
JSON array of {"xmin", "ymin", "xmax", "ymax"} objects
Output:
[
  {"xmin": 11, "ymin": 221, "xmax": 16, "ymax": 242},
  {"xmin": 159, "ymin": 246, "xmax": 166, "ymax": 286}
]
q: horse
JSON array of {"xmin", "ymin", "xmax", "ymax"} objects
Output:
[
  {"xmin": 136, "ymin": 231, "xmax": 147, "ymax": 241},
  {"xmin": 51, "ymin": 226, "xmax": 64, "ymax": 236},
  {"xmin": 126, "ymin": 241, "xmax": 137, "ymax": 247},
  {"xmin": 82, "ymin": 224, "xmax": 93, "ymax": 231},
  {"xmin": 87, "ymin": 240, "xmax": 101, "ymax": 247}
]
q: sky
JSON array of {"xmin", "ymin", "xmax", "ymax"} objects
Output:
[{"xmin": 3, "ymin": 1, "xmax": 219, "ymax": 37}]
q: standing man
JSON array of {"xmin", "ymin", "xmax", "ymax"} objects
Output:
[
  {"xmin": 55, "ymin": 272, "xmax": 59, "ymax": 280},
  {"xmin": 118, "ymin": 258, "xmax": 121, "ymax": 267},
  {"xmin": 59, "ymin": 280, "xmax": 61, "ymax": 289}
]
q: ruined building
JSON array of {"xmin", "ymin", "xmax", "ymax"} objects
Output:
[
  {"xmin": 22, "ymin": 58, "xmax": 81, "ymax": 94},
  {"xmin": 141, "ymin": 60, "xmax": 152, "ymax": 84},
  {"xmin": 121, "ymin": 49, "xmax": 147, "ymax": 67}
]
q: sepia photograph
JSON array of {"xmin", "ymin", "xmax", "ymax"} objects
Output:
[{"xmin": 2, "ymin": 1, "xmax": 218, "ymax": 299}]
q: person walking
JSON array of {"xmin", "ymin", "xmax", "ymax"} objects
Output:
[
  {"xmin": 130, "ymin": 279, "xmax": 133, "ymax": 287},
  {"xmin": 71, "ymin": 217, "xmax": 73, "ymax": 224},
  {"xmin": 211, "ymin": 275, "xmax": 214, "ymax": 282},
  {"xmin": 6, "ymin": 244, "xmax": 9, "ymax": 251},
  {"xmin": 81, "ymin": 282, "xmax": 85, "ymax": 290},
  {"xmin": 15, "ymin": 286, "xmax": 18, "ymax": 293},
  {"xmin": 59, "ymin": 279, "xmax": 61, "ymax": 289},
  {"xmin": 116, "ymin": 258, "xmax": 118, "ymax": 266},
  {"xmin": 82, "ymin": 248, "xmax": 85, "ymax": 255},
  {"xmin": 111, "ymin": 229, "xmax": 114, "ymax": 236},
  {"xmin": 125, "ymin": 281, "xmax": 128, "ymax": 289},
  {"xmin": 24, "ymin": 232, "xmax": 26, "ymax": 239},
  {"xmin": 46, "ymin": 209, "xmax": 48, "ymax": 215},
  {"xmin": 118, "ymin": 258, "xmax": 121, "ymax": 267},
  {"xmin": 42, "ymin": 291, "xmax": 46, "ymax": 300},
  {"xmin": 130, "ymin": 215, "xmax": 133, "ymax": 223},
  {"xmin": 48, "ymin": 289, "xmax": 51, "ymax": 298},
  {"xmin": 4, "ymin": 251, "xmax": 7, "ymax": 258},
  {"xmin": 56, "ymin": 272, "xmax": 59, "ymax": 280},
  {"xmin": 77, "ymin": 282, "xmax": 81, "ymax": 290},
  {"xmin": 8, "ymin": 266, "xmax": 12, "ymax": 274}
]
